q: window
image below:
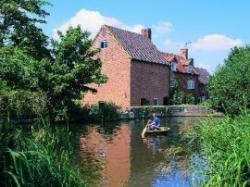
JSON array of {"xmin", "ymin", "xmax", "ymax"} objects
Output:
[
  {"xmin": 170, "ymin": 79, "xmax": 176, "ymax": 87},
  {"xmin": 188, "ymin": 65, "xmax": 193, "ymax": 73},
  {"xmin": 141, "ymin": 98, "xmax": 150, "ymax": 106},
  {"xmin": 187, "ymin": 80, "xmax": 195, "ymax": 90},
  {"xmin": 100, "ymin": 40, "xmax": 108, "ymax": 48},
  {"xmin": 171, "ymin": 62, "xmax": 177, "ymax": 71},
  {"xmin": 153, "ymin": 98, "xmax": 159, "ymax": 105},
  {"xmin": 163, "ymin": 96, "xmax": 168, "ymax": 105}
]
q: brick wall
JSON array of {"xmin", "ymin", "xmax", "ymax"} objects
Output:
[
  {"xmin": 130, "ymin": 60, "xmax": 170, "ymax": 106},
  {"xmin": 82, "ymin": 26, "xmax": 132, "ymax": 109},
  {"xmin": 170, "ymin": 71, "xmax": 199, "ymax": 97}
]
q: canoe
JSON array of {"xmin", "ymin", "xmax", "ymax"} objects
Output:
[
  {"xmin": 141, "ymin": 126, "xmax": 170, "ymax": 138},
  {"xmin": 146, "ymin": 127, "xmax": 170, "ymax": 135}
]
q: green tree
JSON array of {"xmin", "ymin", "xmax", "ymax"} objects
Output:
[
  {"xmin": 209, "ymin": 46, "xmax": 250, "ymax": 115},
  {"xmin": 0, "ymin": 0, "xmax": 51, "ymax": 59},
  {"xmin": 169, "ymin": 82, "xmax": 195, "ymax": 105},
  {"xmin": 0, "ymin": 1, "xmax": 107, "ymax": 121},
  {"xmin": 48, "ymin": 26, "xmax": 107, "ymax": 120},
  {"xmin": 0, "ymin": 47, "xmax": 49, "ymax": 90},
  {"xmin": 0, "ymin": 47, "xmax": 50, "ymax": 120}
]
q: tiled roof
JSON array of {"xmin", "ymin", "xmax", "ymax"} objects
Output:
[
  {"xmin": 162, "ymin": 52, "xmax": 199, "ymax": 75},
  {"xmin": 105, "ymin": 25, "xmax": 168, "ymax": 65},
  {"xmin": 196, "ymin": 67, "xmax": 210, "ymax": 84}
]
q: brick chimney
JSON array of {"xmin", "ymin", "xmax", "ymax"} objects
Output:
[
  {"xmin": 180, "ymin": 48, "xmax": 188, "ymax": 60},
  {"xmin": 141, "ymin": 28, "xmax": 151, "ymax": 40}
]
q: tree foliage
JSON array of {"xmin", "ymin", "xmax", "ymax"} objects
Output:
[
  {"xmin": 0, "ymin": 0, "xmax": 51, "ymax": 59},
  {"xmin": 209, "ymin": 46, "xmax": 250, "ymax": 115},
  {"xmin": 48, "ymin": 27, "xmax": 107, "ymax": 119},
  {"xmin": 0, "ymin": 1, "xmax": 107, "ymax": 121}
]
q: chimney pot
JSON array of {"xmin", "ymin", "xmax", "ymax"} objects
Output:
[{"xmin": 141, "ymin": 28, "xmax": 151, "ymax": 40}]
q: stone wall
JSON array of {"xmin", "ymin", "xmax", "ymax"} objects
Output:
[
  {"xmin": 120, "ymin": 105, "xmax": 222, "ymax": 119},
  {"xmin": 170, "ymin": 71, "xmax": 200, "ymax": 98}
]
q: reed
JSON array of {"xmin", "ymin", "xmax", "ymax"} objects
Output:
[
  {"xmin": 198, "ymin": 113, "xmax": 250, "ymax": 186},
  {"xmin": 0, "ymin": 123, "xmax": 92, "ymax": 187}
]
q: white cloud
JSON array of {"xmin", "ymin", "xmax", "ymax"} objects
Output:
[
  {"xmin": 54, "ymin": 8, "xmax": 145, "ymax": 38},
  {"xmin": 163, "ymin": 39, "xmax": 183, "ymax": 52},
  {"xmin": 153, "ymin": 21, "xmax": 173, "ymax": 35},
  {"xmin": 54, "ymin": 8, "xmax": 174, "ymax": 40},
  {"xmin": 191, "ymin": 34, "xmax": 242, "ymax": 52}
]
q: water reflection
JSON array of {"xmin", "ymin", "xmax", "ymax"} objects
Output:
[
  {"xmin": 80, "ymin": 125, "xmax": 131, "ymax": 187},
  {"xmin": 78, "ymin": 117, "xmax": 205, "ymax": 187}
]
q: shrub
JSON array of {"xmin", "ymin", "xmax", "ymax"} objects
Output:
[
  {"xmin": 209, "ymin": 46, "xmax": 250, "ymax": 116},
  {"xmin": 89, "ymin": 102, "xmax": 121, "ymax": 122},
  {"xmin": 169, "ymin": 84, "xmax": 196, "ymax": 105},
  {"xmin": 68, "ymin": 102, "xmax": 121, "ymax": 122},
  {"xmin": 0, "ymin": 90, "xmax": 47, "ymax": 121}
]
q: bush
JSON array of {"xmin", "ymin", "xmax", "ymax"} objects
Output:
[
  {"xmin": 169, "ymin": 84, "xmax": 196, "ymax": 105},
  {"xmin": 68, "ymin": 102, "xmax": 121, "ymax": 122},
  {"xmin": 0, "ymin": 90, "xmax": 47, "ymax": 121},
  {"xmin": 198, "ymin": 114, "xmax": 250, "ymax": 186},
  {"xmin": 209, "ymin": 46, "xmax": 250, "ymax": 116},
  {"xmin": 89, "ymin": 102, "xmax": 120, "ymax": 122}
]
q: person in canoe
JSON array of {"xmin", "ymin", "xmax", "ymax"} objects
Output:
[{"xmin": 147, "ymin": 113, "xmax": 161, "ymax": 131}]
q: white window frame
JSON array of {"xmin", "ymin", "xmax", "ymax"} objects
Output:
[
  {"xmin": 153, "ymin": 98, "xmax": 159, "ymax": 105},
  {"xmin": 187, "ymin": 80, "xmax": 195, "ymax": 90},
  {"xmin": 171, "ymin": 62, "xmax": 177, "ymax": 71},
  {"xmin": 170, "ymin": 79, "xmax": 176, "ymax": 88},
  {"xmin": 100, "ymin": 40, "xmax": 108, "ymax": 48}
]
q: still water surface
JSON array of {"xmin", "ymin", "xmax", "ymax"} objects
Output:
[{"xmin": 72, "ymin": 117, "xmax": 206, "ymax": 187}]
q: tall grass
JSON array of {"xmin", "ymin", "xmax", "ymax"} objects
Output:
[
  {"xmin": 198, "ymin": 113, "xmax": 250, "ymax": 186},
  {"xmin": 0, "ymin": 123, "xmax": 93, "ymax": 187}
]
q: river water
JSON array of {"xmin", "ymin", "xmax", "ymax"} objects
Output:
[{"xmin": 72, "ymin": 117, "xmax": 207, "ymax": 187}]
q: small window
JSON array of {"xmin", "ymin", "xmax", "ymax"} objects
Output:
[
  {"xmin": 187, "ymin": 80, "xmax": 195, "ymax": 90},
  {"xmin": 171, "ymin": 62, "xmax": 177, "ymax": 71},
  {"xmin": 188, "ymin": 65, "xmax": 193, "ymax": 73},
  {"xmin": 141, "ymin": 98, "xmax": 150, "ymax": 106},
  {"xmin": 100, "ymin": 40, "xmax": 108, "ymax": 48},
  {"xmin": 170, "ymin": 79, "xmax": 176, "ymax": 87},
  {"xmin": 153, "ymin": 98, "xmax": 159, "ymax": 105}
]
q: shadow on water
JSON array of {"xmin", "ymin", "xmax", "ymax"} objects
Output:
[{"xmin": 71, "ymin": 117, "xmax": 208, "ymax": 187}]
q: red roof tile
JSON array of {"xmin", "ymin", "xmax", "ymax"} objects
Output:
[
  {"xmin": 105, "ymin": 25, "xmax": 168, "ymax": 65},
  {"xmin": 162, "ymin": 52, "xmax": 199, "ymax": 75}
]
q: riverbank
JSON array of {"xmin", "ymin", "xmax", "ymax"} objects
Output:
[
  {"xmin": 197, "ymin": 113, "xmax": 250, "ymax": 186},
  {"xmin": 0, "ymin": 123, "xmax": 99, "ymax": 187},
  {"xmin": 121, "ymin": 105, "xmax": 222, "ymax": 120}
]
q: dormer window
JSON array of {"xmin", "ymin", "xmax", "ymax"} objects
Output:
[
  {"xmin": 188, "ymin": 64, "xmax": 193, "ymax": 73},
  {"xmin": 100, "ymin": 40, "xmax": 108, "ymax": 48},
  {"xmin": 171, "ymin": 62, "xmax": 177, "ymax": 71}
]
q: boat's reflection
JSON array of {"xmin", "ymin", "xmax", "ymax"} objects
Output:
[{"xmin": 142, "ymin": 136, "xmax": 165, "ymax": 154}]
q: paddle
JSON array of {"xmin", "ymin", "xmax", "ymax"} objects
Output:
[{"xmin": 141, "ymin": 120, "xmax": 151, "ymax": 138}]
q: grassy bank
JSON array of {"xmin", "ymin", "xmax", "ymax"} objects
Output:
[
  {"xmin": 0, "ymin": 122, "xmax": 98, "ymax": 187},
  {"xmin": 198, "ymin": 114, "xmax": 250, "ymax": 186}
]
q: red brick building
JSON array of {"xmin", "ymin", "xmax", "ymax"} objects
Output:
[
  {"xmin": 83, "ymin": 25, "xmax": 170, "ymax": 109},
  {"xmin": 162, "ymin": 49, "xmax": 200, "ymax": 98},
  {"xmin": 196, "ymin": 67, "xmax": 210, "ymax": 101}
]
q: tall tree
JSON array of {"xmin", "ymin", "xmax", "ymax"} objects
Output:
[
  {"xmin": 0, "ymin": 0, "xmax": 51, "ymax": 59},
  {"xmin": 48, "ymin": 26, "xmax": 107, "ymax": 119},
  {"xmin": 209, "ymin": 46, "xmax": 250, "ymax": 115}
]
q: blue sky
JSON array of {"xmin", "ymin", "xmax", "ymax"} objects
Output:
[{"xmin": 42, "ymin": 0, "xmax": 250, "ymax": 73}]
